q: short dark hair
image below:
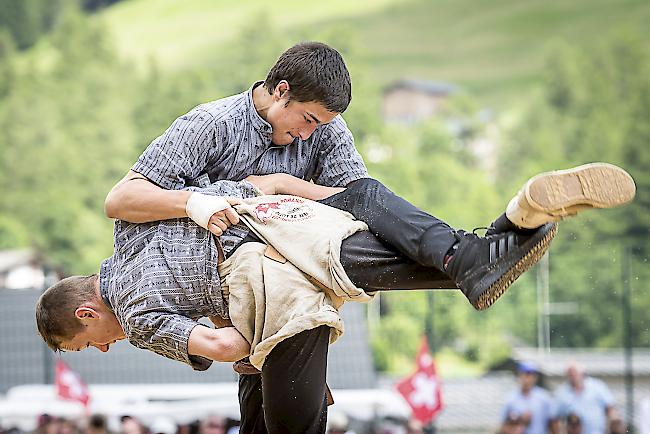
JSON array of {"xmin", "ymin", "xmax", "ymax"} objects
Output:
[
  {"xmin": 264, "ymin": 41, "xmax": 352, "ymax": 113},
  {"xmin": 35, "ymin": 274, "xmax": 98, "ymax": 351}
]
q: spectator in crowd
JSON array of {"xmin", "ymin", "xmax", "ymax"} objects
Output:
[
  {"xmin": 84, "ymin": 415, "xmax": 108, "ymax": 434},
  {"xmin": 37, "ymin": 415, "xmax": 61, "ymax": 434},
  {"xmin": 58, "ymin": 419, "xmax": 78, "ymax": 434},
  {"xmin": 498, "ymin": 412, "xmax": 527, "ymax": 434},
  {"xmin": 176, "ymin": 420, "xmax": 200, "ymax": 434},
  {"xmin": 199, "ymin": 415, "xmax": 226, "ymax": 434},
  {"xmin": 500, "ymin": 362, "xmax": 554, "ymax": 434},
  {"xmin": 565, "ymin": 414, "xmax": 582, "ymax": 434},
  {"xmin": 608, "ymin": 418, "xmax": 627, "ymax": 434},
  {"xmin": 551, "ymin": 362, "xmax": 620, "ymax": 434},
  {"xmin": 120, "ymin": 416, "xmax": 148, "ymax": 434}
]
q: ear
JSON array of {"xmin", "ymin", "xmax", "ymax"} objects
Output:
[
  {"xmin": 273, "ymin": 80, "xmax": 291, "ymax": 101},
  {"xmin": 74, "ymin": 306, "xmax": 100, "ymax": 321}
]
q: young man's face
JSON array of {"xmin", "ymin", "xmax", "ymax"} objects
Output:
[
  {"xmin": 518, "ymin": 371, "xmax": 537, "ymax": 391},
  {"xmin": 59, "ymin": 309, "xmax": 125, "ymax": 353},
  {"xmin": 265, "ymin": 83, "xmax": 339, "ymax": 145}
]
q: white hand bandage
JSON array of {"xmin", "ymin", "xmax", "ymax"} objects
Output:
[{"xmin": 185, "ymin": 192, "xmax": 231, "ymax": 229}]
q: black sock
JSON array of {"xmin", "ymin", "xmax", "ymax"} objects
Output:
[
  {"xmin": 490, "ymin": 213, "xmax": 518, "ymax": 232},
  {"xmin": 489, "ymin": 213, "xmax": 537, "ymax": 234}
]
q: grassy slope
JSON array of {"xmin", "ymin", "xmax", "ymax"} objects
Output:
[
  {"xmin": 100, "ymin": 0, "xmax": 650, "ymax": 107},
  {"xmin": 321, "ymin": 0, "xmax": 650, "ymax": 105},
  {"xmin": 100, "ymin": 0, "xmax": 400, "ymax": 69}
]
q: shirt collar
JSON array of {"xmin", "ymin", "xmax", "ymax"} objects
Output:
[
  {"xmin": 99, "ymin": 257, "xmax": 114, "ymax": 311},
  {"xmin": 247, "ymin": 81, "xmax": 273, "ymax": 136}
]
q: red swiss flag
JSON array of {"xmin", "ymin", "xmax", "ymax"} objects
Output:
[
  {"xmin": 396, "ymin": 337, "xmax": 443, "ymax": 424},
  {"xmin": 55, "ymin": 359, "xmax": 90, "ymax": 407}
]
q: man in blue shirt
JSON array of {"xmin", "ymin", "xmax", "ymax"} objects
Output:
[
  {"xmin": 552, "ymin": 363, "xmax": 620, "ymax": 434},
  {"xmin": 501, "ymin": 362, "xmax": 554, "ymax": 434}
]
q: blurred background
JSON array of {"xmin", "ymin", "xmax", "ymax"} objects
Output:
[{"xmin": 0, "ymin": 0, "xmax": 648, "ymax": 433}]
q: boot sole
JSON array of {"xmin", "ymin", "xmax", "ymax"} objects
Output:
[
  {"xmin": 474, "ymin": 223, "xmax": 558, "ymax": 310},
  {"xmin": 526, "ymin": 163, "xmax": 636, "ymax": 214}
]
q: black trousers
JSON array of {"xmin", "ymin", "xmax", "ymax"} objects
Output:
[
  {"xmin": 239, "ymin": 326, "xmax": 330, "ymax": 434},
  {"xmin": 323, "ymin": 178, "xmax": 458, "ymax": 291},
  {"xmin": 236, "ymin": 178, "xmax": 460, "ymax": 433}
]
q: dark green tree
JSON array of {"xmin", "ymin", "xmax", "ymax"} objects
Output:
[
  {"xmin": 499, "ymin": 33, "xmax": 650, "ymax": 347},
  {"xmin": 0, "ymin": 29, "xmax": 15, "ymax": 99},
  {"xmin": 0, "ymin": 0, "xmax": 61, "ymax": 50}
]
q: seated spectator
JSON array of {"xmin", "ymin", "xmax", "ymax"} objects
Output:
[
  {"xmin": 58, "ymin": 418, "xmax": 78, "ymax": 434},
  {"xmin": 199, "ymin": 416, "xmax": 226, "ymax": 434},
  {"xmin": 37, "ymin": 414, "xmax": 60, "ymax": 434},
  {"xmin": 566, "ymin": 413, "xmax": 582, "ymax": 434},
  {"xmin": 85, "ymin": 415, "xmax": 108, "ymax": 434},
  {"xmin": 499, "ymin": 412, "xmax": 526, "ymax": 434},
  {"xmin": 552, "ymin": 362, "xmax": 620, "ymax": 434},
  {"xmin": 120, "ymin": 416, "xmax": 147, "ymax": 434}
]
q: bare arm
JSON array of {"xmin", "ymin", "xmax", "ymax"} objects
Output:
[
  {"xmin": 245, "ymin": 173, "xmax": 344, "ymax": 200},
  {"xmin": 105, "ymin": 170, "xmax": 191, "ymax": 222},
  {"xmin": 187, "ymin": 325, "xmax": 250, "ymax": 363},
  {"xmin": 105, "ymin": 170, "xmax": 241, "ymax": 236}
]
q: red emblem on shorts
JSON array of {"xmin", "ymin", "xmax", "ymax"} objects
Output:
[{"xmin": 254, "ymin": 198, "xmax": 315, "ymax": 222}]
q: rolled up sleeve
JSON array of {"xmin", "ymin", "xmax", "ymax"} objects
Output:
[{"xmin": 126, "ymin": 312, "xmax": 213, "ymax": 371}]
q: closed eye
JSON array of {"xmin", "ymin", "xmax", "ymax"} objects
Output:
[{"xmin": 306, "ymin": 112, "xmax": 322, "ymax": 125}]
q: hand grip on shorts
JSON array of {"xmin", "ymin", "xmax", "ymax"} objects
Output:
[{"xmin": 186, "ymin": 192, "xmax": 231, "ymax": 229}]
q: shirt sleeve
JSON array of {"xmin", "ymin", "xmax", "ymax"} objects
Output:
[
  {"xmin": 311, "ymin": 116, "xmax": 369, "ymax": 187},
  {"xmin": 540, "ymin": 390, "xmax": 553, "ymax": 422},
  {"xmin": 125, "ymin": 312, "xmax": 213, "ymax": 371},
  {"xmin": 132, "ymin": 107, "xmax": 219, "ymax": 190},
  {"xmin": 551, "ymin": 390, "xmax": 569, "ymax": 418},
  {"xmin": 185, "ymin": 180, "xmax": 262, "ymax": 199}
]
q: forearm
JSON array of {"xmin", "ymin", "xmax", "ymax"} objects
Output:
[
  {"xmin": 276, "ymin": 174, "xmax": 344, "ymax": 200},
  {"xmin": 105, "ymin": 171, "xmax": 191, "ymax": 222},
  {"xmin": 188, "ymin": 326, "xmax": 250, "ymax": 362}
]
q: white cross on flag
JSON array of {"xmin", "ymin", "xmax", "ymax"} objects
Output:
[
  {"xmin": 396, "ymin": 337, "xmax": 443, "ymax": 424},
  {"xmin": 55, "ymin": 359, "xmax": 90, "ymax": 406}
]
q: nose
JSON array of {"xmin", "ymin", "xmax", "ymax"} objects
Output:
[{"xmin": 300, "ymin": 124, "xmax": 318, "ymax": 140}]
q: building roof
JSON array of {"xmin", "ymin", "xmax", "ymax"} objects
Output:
[
  {"xmin": 0, "ymin": 249, "xmax": 39, "ymax": 274},
  {"xmin": 512, "ymin": 347, "xmax": 650, "ymax": 376},
  {"xmin": 384, "ymin": 78, "xmax": 457, "ymax": 96}
]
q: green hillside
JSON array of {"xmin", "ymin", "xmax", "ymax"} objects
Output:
[{"xmin": 99, "ymin": 0, "xmax": 650, "ymax": 106}]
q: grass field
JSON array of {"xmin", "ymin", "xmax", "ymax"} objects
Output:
[{"xmin": 100, "ymin": 0, "xmax": 650, "ymax": 107}]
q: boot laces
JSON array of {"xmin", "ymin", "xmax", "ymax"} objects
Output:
[{"xmin": 472, "ymin": 226, "xmax": 493, "ymax": 236}]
